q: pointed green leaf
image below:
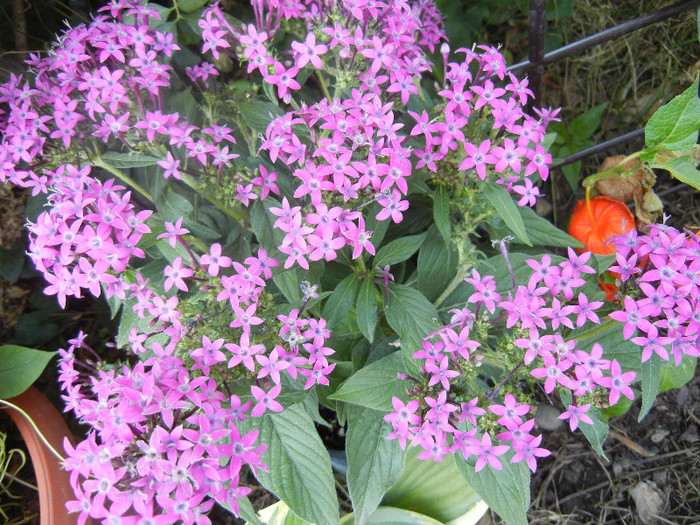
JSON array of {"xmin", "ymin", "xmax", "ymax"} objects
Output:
[
  {"xmin": 561, "ymin": 390, "xmax": 608, "ymax": 458},
  {"xmin": 176, "ymin": 0, "xmax": 208, "ymax": 13},
  {"xmin": 356, "ymin": 277, "xmax": 379, "ymax": 343},
  {"xmin": 385, "ymin": 284, "xmax": 441, "ymax": 357},
  {"xmin": 219, "ymin": 496, "xmax": 264, "ymax": 525},
  {"xmin": 417, "ymin": 229, "xmax": 457, "ymax": 302},
  {"xmin": 569, "ymin": 102, "xmax": 608, "ymax": 139},
  {"xmin": 645, "ymin": 76, "xmax": 700, "ymax": 151},
  {"xmin": 250, "ymin": 199, "xmax": 284, "ymax": 258},
  {"xmin": 659, "ymin": 355, "xmax": 696, "ymax": 393},
  {"xmin": 454, "ymin": 450, "xmax": 530, "ymax": 525},
  {"xmin": 329, "ymin": 352, "xmax": 408, "ymax": 412},
  {"xmin": 374, "ymin": 233, "xmax": 427, "ymax": 268},
  {"xmin": 322, "ymin": 273, "xmax": 359, "ymax": 330},
  {"xmin": 100, "ymin": 151, "xmax": 161, "ymax": 168},
  {"xmin": 239, "ymin": 404, "xmax": 339, "ymax": 525},
  {"xmin": 239, "ymin": 102, "xmax": 286, "ymax": 133},
  {"xmin": 638, "ymin": 353, "xmax": 662, "ymax": 422},
  {"xmin": 273, "ymin": 268, "xmax": 301, "ymax": 305},
  {"xmin": 569, "ymin": 319, "xmax": 641, "ymax": 373},
  {"xmin": 651, "ymin": 154, "xmax": 700, "ymax": 191},
  {"xmin": 481, "ymin": 183, "xmax": 531, "ymax": 246},
  {"xmin": 433, "ymin": 185, "xmax": 451, "ymax": 243},
  {"xmin": 0, "ymin": 345, "xmax": 57, "ymax": 398},
  {"xmin": 340, "ymin": 507, "xmax": 445, "ymax": 525},
  {"xmin": 346, "ymin": 405, "xmax": 407, "ymax": 525},
  {"xmin": 508, "ymin": 205, "xmax": 585, "ymax": 248}
]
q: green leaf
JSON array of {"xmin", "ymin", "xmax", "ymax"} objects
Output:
[
  {"xmin": 117, "ymin": 298, "xmax": 169, "ymax": 351},
  {"xmin": 356, "ymin": 277, "xmax": 379, "ymax": 343},
  {"xmin": 329, "ymin": 352, "xmax": 408, "ymax": 412},
  {"xmin": 257, "ymin": 501, "xmax": 315, "ymax": 525},
  {"xmin": 383, "ymin": 446, "xmax": 484, "ymax": 523},
  {"xmin": 365, "ymin": 203, "xmax": 391, "ymax": 249},
  {"xmin": 100, "ymin": 151, "xmax": 161, "ymax": 169},
  {"xmin": 645, "ymin": 76, "xmax": 700, "ymax": 151},
  {"xmin": 432, "ymin": 185, "xmax": 451, "ymax": 243},
  {"xmin": 385, "ymin": 284, "xmax": 441, "ymax": 357},
  {"xmin": 346, "ymin": 405, "xmax": 407, "ymax": 525},
  {"xmin": 651, "ymin": 154, "xmax": 700, "ymax": 191},
  {"xmin": 0, "ymin": 345, "xmax": 57, "ymax": 398},
  {"xmin": 250, "ymin": 199, "xmax": 284, "ymax": 258},
  {"xmin": 638, "ymin": 353, "xmax": 662, "ymax": 422},
  {"xmin": 220, "ymin": 496, "xmax": 264, "ymax": 525},
  {"xmin": 374, "ymin": 233, "xmax": 427, "ymax": 268},
  {"xmin": 273, "ymin": 268, "xmax": 301, "ymax": 305},
  {"xmin": 514, "ymin": 206, "xmax": 585, "ymax": 248},
  {"xmin": 157, "ymin": 191, "xmax": 194, "ymax": 222},
  {"xmin": 239, "ymin": 102, "xmax": 286, "ymax": 134},
  {"xmin": 454, "ymin": 450, "xmax": 530, "ymax": 525},
  {"xmin": 560, "ymin": 390, "xmax": 609, "ymax": 458},
  {"xmin": 322, "ymin": 273, "xmax": 359, "ymax": 330},
  {"xmin": 659, "ymin": 355, "xmax": 696, "ymax": 393},
  {"xmin": 240, "ymin": 404, "xmax": 339, "ymax": 525},
  {"xmin": 340, "ymin": 507, "xmax": 445, "ymax": 525},
  {"xmin": 569, "ymin": 102, "xmax": 608, "ymax": 139},
  {"xmin": 175, "ymin": 0, "xmax": 208, "ymax": 12},
  {"xmin": 0, "ymin": 239, "xmax": 26, "ymax": 283},
  {"xmin": 475, "ymin": 252, "xmax": 566, "ymax": 295},
  {"xmin": 569, "ymin": 319, "xmax": 641, "ymax": 373},
  {"xmin": 417, "ymin": 230, "xmax": 457, "ymax": 302},
  {"xmin": 481, "ymin": 183, "xmax": 531, "ymax": 246}
]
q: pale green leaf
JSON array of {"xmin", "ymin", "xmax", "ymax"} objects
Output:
[
  {"xmin": 383, "ymin": 447, "xmax": 483, "ymax": 523},
  {"xmin": 340, "ymin": 507, "xmax": 445, "ymax": 525}
]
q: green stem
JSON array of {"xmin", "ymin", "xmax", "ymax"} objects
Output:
[
  {"xmin": 434, "ymin": 266, "xmax": 468, "ymax": 309},
  {"xmin": 178, "ymin": 172, "xmax": 245, "ymax": 223},
  {"xmin": 0, "ymin": 400, "xmax": 66, "ymax": 463},
  {"xmin": 581, "ymin": 151, "xmax": 643, "ymax": 189},
  {"xmin": 92, "ymin": 159, "xmax": 154, "ymax": 204},
  {"xmin": 316, "ymin": 71, "xmax": 333, "ymax": 102}
]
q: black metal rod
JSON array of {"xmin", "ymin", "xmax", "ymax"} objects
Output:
[
  {"xmin": 553, "ymin": 128, "xmax": 645, "ymax": 168},
  {"xmin": 509, "ymin": 0, "xmax": 700, "ymax": 75},
  {"xmin": 527, "ymin": 0, "xmax": 548, "ymax": 108}
]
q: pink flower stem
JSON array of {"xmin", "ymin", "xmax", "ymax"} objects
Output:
[{"xmin": 177, "ymin": 237, "xmax": 200, "ymax": 269}]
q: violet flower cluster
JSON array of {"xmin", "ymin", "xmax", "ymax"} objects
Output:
[
  {"xmin": 608, "ymin": 223, "xmax": 700, "ymax": 366},
  {"xmin": 56, "ymin": 231, "xmax": 338, "ymax": 523},
  {"xmin": 385, "ymin": 223, "xmax": 700, "ymax": 473},
  {"xmin": 385, "ymin": 247, "xmax": 634, "ymax": 473}
]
